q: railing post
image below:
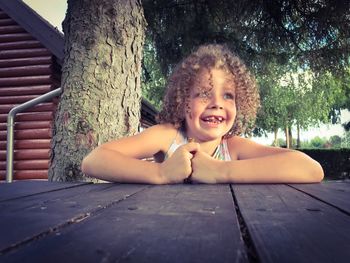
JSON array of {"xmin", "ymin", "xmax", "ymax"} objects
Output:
[{"xmin": 6, "ymin": 88, "xmax": 62, "ymax": 183}]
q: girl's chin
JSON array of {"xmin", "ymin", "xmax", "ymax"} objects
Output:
[
  {"xmin": 191, "ymin": 130, "xmax": 228, "ymax": 142},
  {"xmin": 186, "ymin": 122, "xmax": 233, "ymax": 141}
]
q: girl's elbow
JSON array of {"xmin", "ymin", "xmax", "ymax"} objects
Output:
[
  {"xmin": 81, "ymin": 155, "xmax": 93, "ymax": 176},
  {"xmin": 296, "ymin": 151, "xmax": 324, "ymax": 183},
  {"xmin": 308, "ymin": 161, "xmax": 324, "ymax": 183}
]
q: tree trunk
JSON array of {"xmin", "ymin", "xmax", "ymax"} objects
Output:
[
  {"xmin": 273, "ymin": 127, "xmax": 278, "ymax": 146},
  {"xmin": 288, "ymin": 127, "xmax": 293, "ymax": 148},
  {"xmin": 285, "ymin": 125, "xmax": 290, "ymax": 149},
  {"xmin": 296, "ymin": 122, "xmax": 301, "ymax": 148},
  {"xmin": 49, "ymin": 0, "xmax": 146, "ymax": 181}
]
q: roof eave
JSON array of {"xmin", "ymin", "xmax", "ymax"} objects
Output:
[{"xmin": 0, "ymin": 0, "xmax": 64, "ymax": 65}]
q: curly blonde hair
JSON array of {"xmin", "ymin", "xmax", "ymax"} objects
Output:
[{"xmin": 158, "ymin": 44, "xmax": 260, "ymax": 136}]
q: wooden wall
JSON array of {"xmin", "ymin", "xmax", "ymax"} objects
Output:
[{"xmin": 0, "ymin": 9, "xmax": 61, "ymax": 180}]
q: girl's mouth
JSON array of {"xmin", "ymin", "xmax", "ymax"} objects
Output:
[{"xmin": 201, "ymin": 116, "xmax": 225, "ymax": 124}]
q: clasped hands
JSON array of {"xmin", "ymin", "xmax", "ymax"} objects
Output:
[{"xmin": 159, "ymin": 142, "xmax": 225, "ymax": 184}]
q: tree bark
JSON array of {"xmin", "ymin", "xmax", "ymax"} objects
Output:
[
  {"xmin": 296, "ymin": 122, "xmax": 300, "ymax": 148},
  {"xmin": 49, "ymin": 0, "xmax": 146, "ymax": 181},
  {"xmin": 285, "ymin": 126, "xmax": 290, "ymax": 149},
  {"xmin": 288, "ymin": 127, "xmax": 293, "ymax": 149},
  {"xmin": 273, "ymin": 127, "xmax": 278, "ymax": 146}
]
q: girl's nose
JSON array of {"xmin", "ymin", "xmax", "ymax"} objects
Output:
[{"xmin": 208, "ymin": 94, "xmax": 224, "ymax": 109}]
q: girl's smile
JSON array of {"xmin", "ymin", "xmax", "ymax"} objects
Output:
[{"xmin": 185, "ymin": 68, "xmax": 236, "ymax": 143}]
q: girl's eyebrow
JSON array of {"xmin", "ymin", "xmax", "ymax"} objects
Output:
[
  {"xmin": 223, "ymin": 86, "xmax": 235, "ymax": 94},
  {"xmin": 224, "ymin": 77, "xmax": 235, "ymax": 83}
]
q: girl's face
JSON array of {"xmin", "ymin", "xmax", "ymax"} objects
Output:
[{"xmin": 185, "ymin": 68, "xmax": 236, "ymax": 142}]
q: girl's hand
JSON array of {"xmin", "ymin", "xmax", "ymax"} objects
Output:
[
  {"xmin": 159, "ymin": 142, "xmax": 200, "ymax": 184},
  {"xmin": 191, "ymin": 151, "xmax": 225, "ymax": 184}
]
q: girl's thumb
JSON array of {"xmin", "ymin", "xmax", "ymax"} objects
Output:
[{"xmin": 185, "ymin": 142, "xmax": 200, "ymax": 154}]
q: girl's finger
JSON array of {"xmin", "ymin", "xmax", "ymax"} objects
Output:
[{"xmin": 183, "ymin": 142, "xmax": 200, "ymax": 153}]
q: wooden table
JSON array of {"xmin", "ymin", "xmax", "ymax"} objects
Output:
[{"xmin": 0, "ymin": 181, "xmax": 349, "ymax": 262}]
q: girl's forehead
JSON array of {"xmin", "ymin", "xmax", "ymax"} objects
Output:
[{"xmin": 193, "ymin": 68, "xmax": 235, "ymax": 86}]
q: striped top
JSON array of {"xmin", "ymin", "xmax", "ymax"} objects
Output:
[{"xmin": 164, "ymin": 128, "xmax": 231, "ymax": 161}]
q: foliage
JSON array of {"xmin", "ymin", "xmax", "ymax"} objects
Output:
[
  {"xmin": 302, "ymin": 136, "xmax": 329, "ymax": 148},
  {"xmin": 254, "ymin": 61, "xmax": 289, "ymax": 135},
  {"xmin": 341, "ymin": 131, "xmax": 350, "ymax": 148},
  {"xmin": 270, "ymin": 130, "xmax": 350, "ymax": 149},
  {"xmin": 254, "ymin": 60, "xmax": 344, "ymax": 144},
  {"xmin": 142, "ymin": 0, "xmax": 350, "ymax": 133},
  {"xmin": 143, "ymin": 0, "xmax": 350, "ymax": 74},
  {"xmin": 329, "ymin": 135, "xmax": 342, "ymax": 148},
  {"xmin": 141, "ymin": 37, "xmax": 166, "ymax": 110},
  {"xmin": 281, "ymin": 132, "xmax": 350, "ymax": 149}
]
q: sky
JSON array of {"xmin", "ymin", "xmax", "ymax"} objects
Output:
[{"xmin": 23, "ymin": 0, "xmax": 350, "ymax": 145}]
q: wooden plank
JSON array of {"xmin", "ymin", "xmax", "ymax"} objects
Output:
[
  {"xmin": 0, "ymin": 183, "xmax": 147, "ymax": 254},
  {"xmin": 0, "ymin": 170, "xmax": 48, "ymax": 180},
  {"xmin": 0, "ymin": 64, "xmax": 52, "ymax": 77},
  {"xmin": 0, "ymin": 75, "xmax": 52, "ymax": 86},
  {"xmin": 0, "ymin": 11, "xmax": 7, "ymax": 19},
  {"xmin": 0, "ymin": 56, "xmax": 52, "ymax": 67},
  {"xmin": 289, "ymin": 181, "xmax": 350, "ymax": 213},
  {"xmin": 0, "ymin": 95, "xmax": 40, "ymax": 104},
  {"xmin": 0, "ymin": 18, "xmax": 15, "ymax": 26},
  {"xmin": 0, "ymin": 85, "xmax": 52, "ymax": 96},
  {"xmin": 232, "ymin": 184, "xmax": 350, "ymax": 263},
  {"xmin": 0, "ymin": 121, "xmax": 52, "ymax": 130},
  {"xmin": 0, "ymin": 25, "xmax": 24, "ymax": 34},
  {"xmin": 0, "ymin": 112, "xmax": 53, "ymax": 122},
  {"xmin": 0, "ymin": 149, "xmax": 49, "ymax": 160},
  {"xmin": 0, "ymin": 128, "xmax": 51, "ymax": 140},
  {"xmin": 0, "ymin": 184, "xmax": 248, "ymax": 263},
  {"xmin": 0, "ymin": 181, "xmax": 88, "ymax": 201},
  {"xmin": 0, "ymin": 102, "xmax": 54, "ymax": 114},
  {"xmin": 0, "ymin": 33, "xmax": 33, "ymax": 42},
  {"xmin": 0, "ymin": 40, "xmax": 42, "ymax": 50},
  {"xmin": 0, "ymin": 48, "xmax": 51, "ymax": 59},
  {"xmin": 0, "ymin": 159, "xmax": 49, "ymax": 170},
  {"xmin": 0, "ymin": 139, "xmax": 51, "ymax": 149}
]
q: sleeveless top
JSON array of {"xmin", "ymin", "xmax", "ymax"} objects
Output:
[{"xmin": 163, "ymin": 128, "xmax": 231, "ymax": 161}]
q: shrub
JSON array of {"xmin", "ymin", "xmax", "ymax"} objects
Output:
[{"xmin": 298, "ymin": 148, "xmax": 350, "ymax": 180}]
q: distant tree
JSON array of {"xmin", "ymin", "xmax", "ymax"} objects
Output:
[
  {"xmin": 255, "ymin": 61, "xmax": 342, "ymax": 148},
  {"xmin": 276, "ymin": 138, "xmax": 286, "ymax": 147},
  {"xmin": 309, "ymin": 136, "xmax": 328, "ymax": 149},
  {"xmin": 253, "ymin": 60, "xmax": 288, "ymax": 143},
  {"xmin": 329, "ymin": 135, "xmax": 342, "ymax": 148},
  {"xmin": 341, "ymin": 132, "xmax": 350, "ymax": 148}
]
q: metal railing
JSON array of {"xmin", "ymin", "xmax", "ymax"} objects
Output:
[{"xmin": 6, "ymin": 88, "xmax": 62, "ymax": 183}]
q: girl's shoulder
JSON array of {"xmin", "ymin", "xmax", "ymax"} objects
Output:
[
  {"xmin": 226, "ymin": 136, "xmax": 263, "ymax": 160},
  {"xmin": 145, "ymin": 123, "xmax": 178, "ymax": 135},
  {"xmin": 225, "ymin": 136, "xmax": 249, "ymax": 160},
  {"xmin": 141, "ymin": 123, "xmax": 179, "ymax": 152},
  {"xmin": 226, "ymin": 135, "xmax": 250, "ymax": 147}
]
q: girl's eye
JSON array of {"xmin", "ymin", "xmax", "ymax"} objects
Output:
[
  {"xmin": 195, "ymin": 91, "xmax": 210, "ymax": 99},
  {"xmin": 223, "ymin": 93, "xmax": 235, "ymax": 100}
]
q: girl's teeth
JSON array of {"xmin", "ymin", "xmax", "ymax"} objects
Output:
[{"xmin": 203, "ymin": 116, "xmax": 223, "ymax": 123}]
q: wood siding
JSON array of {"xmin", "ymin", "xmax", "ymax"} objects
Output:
[{"xmin": 0, "ymin": 9, "xmax": 60, "ymax": 180}]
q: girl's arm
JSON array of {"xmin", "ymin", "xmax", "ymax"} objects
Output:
[
  {"xmin": 191, "ymin": 137, "xmax": 324, "ymax": 183},
  {"xmin": 81, "ymin": 124, "xmax": 199, "ymax": 184},
  {"xmin": 81, "ymin": 124, "xmax": 170, "ymax": 184}
]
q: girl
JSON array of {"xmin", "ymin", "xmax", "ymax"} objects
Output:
[{"xmin": 82, "ymin": 44, "xmax": 324, "ymax": 184}]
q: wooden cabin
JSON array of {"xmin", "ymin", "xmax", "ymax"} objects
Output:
[{"xmin": 0, "ymin": 0, "xmax": 157, "ymax": 181}]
